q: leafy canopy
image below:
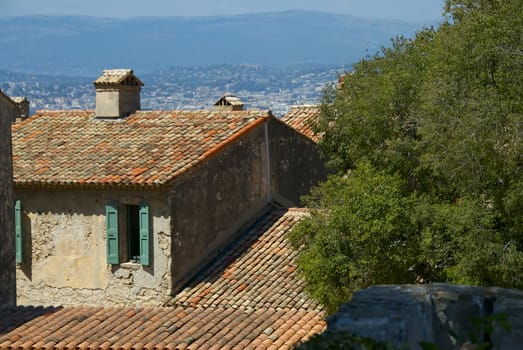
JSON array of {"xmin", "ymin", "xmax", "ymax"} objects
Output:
[{"xmin": 289, "ymin": 0, "xmax": 523, "ymax": 313}]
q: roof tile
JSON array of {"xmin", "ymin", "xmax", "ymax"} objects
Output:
[
  {"xmin": 12, "ymin": 110, "xmax": 270, "ymax": 188},
  {"xmin": 93, "ymin": 69, "xmax": 144, "ymax": 86},
  {"xmin": 165, "ymin": 209, "xmax": 322, "ymax": 312},
  {"xmin": 280, "ymin": 105, "xmax": 320, "ymax": 142},
  {"xmin": 0, "ymin": 209, "xmax": 326, "ymax": 349}
]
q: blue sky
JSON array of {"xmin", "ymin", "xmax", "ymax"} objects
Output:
[{"xmin": 1, "ymin": 0, "xmax": 445, "ymax": 22}]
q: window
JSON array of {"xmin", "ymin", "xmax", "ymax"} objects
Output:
[
  {"xmin": 106, "ymin": 202, "xmax": 150, "ymax": 266},
  {"xmin": 127, "ymin": 205, "xmax": 140, "ymax": 262}
]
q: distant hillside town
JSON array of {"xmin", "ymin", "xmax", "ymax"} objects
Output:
[{"xmin": 0, "ymin": 64, "xmax": 343, "ymax": 116}]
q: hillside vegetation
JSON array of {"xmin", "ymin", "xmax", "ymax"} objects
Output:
[{"xmin": 289, "ymin": 0, "xmax": 523, "ymax": 313}]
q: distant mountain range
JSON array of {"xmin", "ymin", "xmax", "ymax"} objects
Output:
[{"xmin": 0, "ymin": 10, "xmax": 431, "ymax": 76}]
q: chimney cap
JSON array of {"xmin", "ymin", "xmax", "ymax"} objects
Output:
[
  {"xmin": 93, "ymin": 69, "xmax": 144, "ymax": 87},
  {"xmin": 214, "ymin": 94, "xmax": 244, "ymax": 108}
]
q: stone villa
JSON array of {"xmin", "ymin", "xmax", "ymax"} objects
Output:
[
  {"xmin": 0, "ymin": 69, "xmax": 328, "ymax": 348},
  {"xmin": 11, "ymin": 69, "xmax": 326, "ymax": 306}
]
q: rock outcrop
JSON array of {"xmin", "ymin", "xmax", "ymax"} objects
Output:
[{"xmin": 328, "ymin": 284, "xmax": 523, "ymax": 349}]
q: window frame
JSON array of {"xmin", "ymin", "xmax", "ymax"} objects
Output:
[{"xmin": 106, "ymin": 201, "xmax": 150, "ymax": 266}]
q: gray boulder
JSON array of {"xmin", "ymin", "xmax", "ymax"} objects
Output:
[{"xmin": 327, "ymin": 284, "xmax": 523, "ymax": 349}]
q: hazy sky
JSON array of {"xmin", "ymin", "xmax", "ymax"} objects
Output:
[{"xmin": 1, "ymin": 0, "xmax": 446, "ymax": 21}]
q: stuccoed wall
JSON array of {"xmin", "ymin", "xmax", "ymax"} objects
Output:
[
  {"xmin": 95, "ymin": 87, "xmax": 141, "ymax": 118},
  {"xmin": 170, "ymin": 122, "xmax": 271, "ymax": 290},
  {"xmin": 15, "ymin": 188, "xmax": 171, "ymax": 306},
  {"xmin": 95, "ymin": 89, "xmax": 120, "ymax": 118},
  {"xmin": 0, "ymin": 92, "xmax": 16, "ymax": 307}
]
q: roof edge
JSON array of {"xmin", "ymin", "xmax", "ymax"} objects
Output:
[
  {"xmin": 201, "ymin": 114, "xmax": 272, "ymax": 160},
  {"xmin": 270, "ymin": 115, "xmax": 319, "ymax": 144},
  {"xmin": 165, "ymin": 113, "xmax": 274, "ymax": 185},
  {"xmin": 14, "ymin": 181, "xmax": 167, "ymax": 191}
]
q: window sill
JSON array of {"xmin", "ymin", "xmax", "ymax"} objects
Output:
[{"xmin": 120, "ymin": 262, "xmax": 141, "ymax": 270}]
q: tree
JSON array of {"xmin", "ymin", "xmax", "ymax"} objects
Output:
[
  {"xmin": 290, "ymin": 0, "xmax": 523, "ymax": 313},
  {"xmin": 289, "ymin": 163, "xmax": 426, "ymax": 312}
]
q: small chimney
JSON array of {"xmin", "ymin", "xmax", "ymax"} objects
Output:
[
  {"xmin": 11, "ymin": 97, "xmax": 30, "ymax": 122},
  {"xmin": 93, "ymin": 69, "xmax": 144, "ymax": 118},
  {"xmin": 213, "ymin": 94, "xmax": 244, "ymax": 111}
]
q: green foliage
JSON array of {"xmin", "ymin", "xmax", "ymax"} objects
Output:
[
  {"xmin": 290, "ymin": 0, "xmax": 523, "ymax": 313},
  {"xmin": 418, "ymin": 342, "xmax": 439, "ymax": 350},
  {"xmin": 295, "ymin": 330, "xmax": 392, "ymax": 350},
  {"xmin": 289, "ymin": 164, "xmax": 424, "ymax": 312}
]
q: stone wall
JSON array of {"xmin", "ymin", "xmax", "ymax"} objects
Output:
[
  {"xmin": 268, "ymin": 118, "xmax": 327, "ymax": 206},
  {"xmin": 0, "ymin": 91, "xmax": 20, "ymax": 123},
  {"xmin": 15, "ymin": 188, "xmax": 171, "ymax": 306},
  {"xmin": 0, "ymin": 91, "xmax": 16, "ymax": 307},
  {"xmin": 169, "ymin": 117, "xmax": 327, "ymax": 292},
  {"xmin": 170, "ymin": 123, "xmax": 270, "ymax": 290},
  {"xmin": 327, "ymin": 284, "xmax": 523, "ymax": 349}
]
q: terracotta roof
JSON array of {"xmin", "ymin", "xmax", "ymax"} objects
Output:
[
  {"xmin": 11, "ymin": 110, "xmax": 271, "ymax": 188},
  {"xmin": 0, "ymin": 304, "xmax": 324, "ymax": 350},
  {"xmin": 93, "ymin": 69, "xmax": 144, "ymax": 86},
  {"xmin": 166, "ymin": 208, "xmax": 321, "ymax": 311},
  {"xmin": 0, "ymin": 208, "xmax": 326, "ymax": 349},
  {"xmin": 280, "ymin": 105, "xmax": 320, "ymax": 142}
]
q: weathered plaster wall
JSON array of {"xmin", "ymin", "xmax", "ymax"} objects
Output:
[
  {"xmin": 15, "ymin": 188, "xmax": 171, "ymax": 306},
  {"xmin": 170, "ymin": 123, "xmax": 270, "ymax": 290},
  {"xmin": 95, "ymin": 87, "xmax": 140, "ymax": 118},
  {"xmin": 0, "ymin": 91, "xmax": 17, "ymax": 307},
  {"xmin": 268, "ymin": 118, "xmax": 327, "ymax": 205},
  {"xmin": 95, "ymin": 89, "xmax": 120, "ymax": 118}
]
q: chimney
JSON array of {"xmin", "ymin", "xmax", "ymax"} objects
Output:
[
  {"xmin": 11, "ymin": 97, "xmax": 30, "ymax": 122},
  {"xmin": 213, "ymin": 94, "xmax": 244, "ymax": 111},
  {"xmin": 93, "ymin": 69, "xmax": 144, "ymax": 118}
]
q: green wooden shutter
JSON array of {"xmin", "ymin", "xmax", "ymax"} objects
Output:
[
  {"xmin": 106, "ymin": 202, "xmax": 119, "ymax": 264},
  {"xmin": 15, "ymin": 200, "xmax": 22, "ymax": 263},
  {"xmin": 139, "ymin": 203, "xmax": 150, "ymax": 266}
]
